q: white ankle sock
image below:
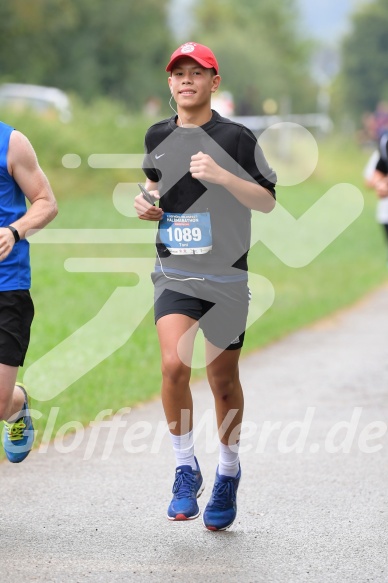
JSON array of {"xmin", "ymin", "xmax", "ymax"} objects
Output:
[
  {"xmin": 218, "ymin": 441, "xmax": 240, "ymax": 477},
  {"xmin": 169, "ymin": 430, "xmax": 196, "ymax": 470}
]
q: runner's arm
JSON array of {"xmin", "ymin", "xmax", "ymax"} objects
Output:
[
  {"xmin": 0, "ymin": 130, "xmax": 58, "ymax": 261},
  {"xmin": 7, "ymin": 130, "xmax": 58, "ymax": 238},
  {"xmin": 190, "ymin": 151, "xmax": 275, "ymax": 213}
]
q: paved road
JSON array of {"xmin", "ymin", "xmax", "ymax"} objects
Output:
[{"xmin": 1, "ymin": 285, "xmax": 388, "ymax": 583}]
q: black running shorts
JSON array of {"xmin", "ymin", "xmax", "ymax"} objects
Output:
[
  {"xmin": 0, "ymin": 290, "xmax": 35, "ymax": 367},
  {"xmin": 152, "ymin": 272, "xmax": 250, "ymax": 350}
]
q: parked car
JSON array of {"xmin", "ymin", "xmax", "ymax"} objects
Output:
[{"xmin": 0, "ymin": 83, "xmax": 72, "ymax": 122}]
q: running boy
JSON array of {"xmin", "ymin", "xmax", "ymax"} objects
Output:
[{"xmin": 134, "ymin": 42, "xmax": 276, "ymax": 530}]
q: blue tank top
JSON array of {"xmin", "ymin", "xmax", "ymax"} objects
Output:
[{"xmin": 0, "ymin": 122, "xmax": 30, "ymax": 290}]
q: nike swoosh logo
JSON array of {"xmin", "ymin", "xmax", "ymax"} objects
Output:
[{"xmin": 155, "ymin": 153, "xmax": 165, "ymax": 159}]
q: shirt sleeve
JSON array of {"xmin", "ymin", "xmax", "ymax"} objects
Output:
[
  {"xmin": 142, "ymin": 134, "xmax": 159, "ymax": 183},
  {"xmin": 237, "ymin": 127, "xmax": 277, "ymax": 198}
]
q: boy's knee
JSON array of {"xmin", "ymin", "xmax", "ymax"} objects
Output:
[
  {"xmin": 161, "ymin": 355, "xmax": 191, "ymax": 386},
  {"xmin": 208, "ymin": 374, "xmax": 236, "ymax": 399}
]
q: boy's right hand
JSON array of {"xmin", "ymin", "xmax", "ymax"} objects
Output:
[{"xmin": 134, "ymin": 190, "xmax": 163, "ymax": 221}]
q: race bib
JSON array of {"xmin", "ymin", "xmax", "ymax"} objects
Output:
[{"xmin": 159, "ymin": 212, "xmax": 212, "ymax": 255}]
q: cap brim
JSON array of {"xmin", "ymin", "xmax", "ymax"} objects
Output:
[{"xmin": 166, "ymin": 55, "xmax": 216, "ymax": 73}]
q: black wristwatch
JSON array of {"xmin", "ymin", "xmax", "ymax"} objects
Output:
[{"xmin": 6, "ymin": 225, "xmax": 20, "ymax": 243}]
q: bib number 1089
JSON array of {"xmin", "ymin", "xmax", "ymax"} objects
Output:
[
  {"xmin": 159, "ymin": 212, "xmax": 212, "ymax": 255},
  {"xmin": 166, "ymin": 226, "xmax": 202, "ymax": 243}
]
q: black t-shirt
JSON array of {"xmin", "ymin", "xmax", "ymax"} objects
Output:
[{"xmin": 142, "ymin": 110, "xmax": 277, "ymax": 276}]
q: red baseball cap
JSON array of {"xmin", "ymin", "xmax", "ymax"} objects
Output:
[{"xmin": 166, "ymin": 42, "xmax": 219, "ymax": 74}]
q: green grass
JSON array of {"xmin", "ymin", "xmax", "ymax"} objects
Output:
[{"xmin": 0, "ymin": 104, "xmax": 386, "ymax": 456}]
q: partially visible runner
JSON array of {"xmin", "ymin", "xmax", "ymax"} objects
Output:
[
  {"xmin": 0, "ymin": 121, "xmax": 58, "ymax": 462},
  {"xmin": 364, "ymin": 132, "xmax": 388, "ymax": 264},
  {"xmin": 134, "ymin": 42, "xmax": 277, "ymax": 530}
]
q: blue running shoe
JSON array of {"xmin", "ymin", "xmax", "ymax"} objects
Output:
[
  {"xmin": 3, "ymin": 384, "xmax": 34, "ymax": 464},
  {"xmin": 203, "ymin": 465, "xmax": 241, "ymax": 531},
  {"xmin": 167, "ymin": 457, "xmax": 205, "ymax": 521}
]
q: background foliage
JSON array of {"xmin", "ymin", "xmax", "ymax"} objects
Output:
[
  {"xmin": 0, "ymin": 0, "xmax": 317, "ymax": 114},
  {"xmin": 192, "ymin": 0, "xmax": 316, "ymax": 114},
  {"xmin": 339, "ymin": 0, "xmax": 388, "ymax": 120},
  {"xmin": 2, "ymin": 0, "xmax": 388, "ymax": 122},
  {"xmin": 0, "ymin": 0, "xmax": 172, "ymax": 107}
]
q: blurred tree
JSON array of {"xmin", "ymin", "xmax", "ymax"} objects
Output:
[
  {"xmin": 0, "ymin": 0, "xmax": 173, "ymax": 109},
  {"xmin": 0, "ymin": 0, "xmax": 78, "ymax": 85},
  {"xmin": 190, "ymin": 0, "xmax": 317, "ymax": 114},
  {"xmin": 340, "ymin": 0, "xmax": 388, "ymax": 119}
]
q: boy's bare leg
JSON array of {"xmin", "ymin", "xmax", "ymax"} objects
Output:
[
  {"xmin": 205, "ymin": 345, "xmax": 244, "ymax": 446},
  {"xmin": 156, "ymin": 314, "xmax": 198, "ymax": 435},
  {"xmin": 157, "ymin": 314, "xmax": 204, "ymax": 521},
  {"xmin": 203, "ymin": 343, "xmax": 243, "ymax": 530}
]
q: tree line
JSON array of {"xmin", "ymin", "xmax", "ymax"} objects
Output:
[
  {"xmin": 340, "ymin": 0, "xmax": 388, "ymax": 122},
  {"xmin": 0, "ymin": 0, "xmax": 172, "ymax": 109},
  {"xmin": 0, "ymin": 0, "xmax": 317, "ymax": 114},
  {"xmin": 1, "ymin": 0, "xmax": 387, "ymax": 122}
]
